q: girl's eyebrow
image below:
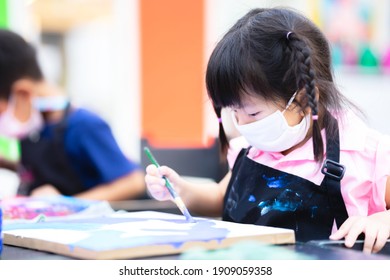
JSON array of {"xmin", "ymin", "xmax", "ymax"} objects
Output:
[{"xmin": 241, "ymin": 101, "xmax": 259, "ymax": 109}]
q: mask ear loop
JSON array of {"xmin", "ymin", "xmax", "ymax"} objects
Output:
[
  {"xmin": 281, "ymin": 90, "xmax": 310, "ymax": 130},
  {"xmin": 282, "ymin": 90, "xmax": 298, "ymax": 113}
]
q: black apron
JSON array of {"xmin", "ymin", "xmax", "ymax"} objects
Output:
[
  {"xmin": 19, "ymin": 105, "xmax": 85, "ymax": 196},
  {"xmin": 223, "ymin": 117, "xmax": 348, "ymax": 242}
]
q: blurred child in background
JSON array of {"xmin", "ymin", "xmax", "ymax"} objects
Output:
[{"xmin": 0, "ymin": 28, "xmax": 146, "ymax": 201}]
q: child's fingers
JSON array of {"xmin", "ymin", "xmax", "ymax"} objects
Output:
[
  {"xmin": 329, "ymin": 217, "xmax": 355, "ymax": 240},
  {"xmin": 145, "ymin": 164, "xmax": 181, "ymax": 201},
  {"xmin": 144, "ymin": 166, "xmax": 172, "ymax": 201},
  {"xmin": 147, "ymin": 183, "xmax": 171, "ymax": 201},
  {"xmin": 372, "ymin": 228, "xmax": 390, "ymax": 254},
  {"xmin": 145, "ymin": 164, "xmax": 159, "ymax": 175},
  {"xmin": 343, "ymin": 218, "xmax": 366, "ymax": 248},
  {"xmin": 361, "ymin": 226, "xmax": 376, "ymax": 253},
  {"xmin": 145, "ymin": 175, "xmax": 170, "ymax": 201},
  {"xmin": 329, "ymin": 229, "xmax": 344, "ymax": 240},
  {"xmin": 146, "ymin": 164, "xmax": 174, "ymax": 180},
  {"xmin": 145, "ymin": 173, "xmax": 166, "ymax": 188},
  {"xmin": 156, "ymin": 165, "xmax": 175, "ymax": 179}
]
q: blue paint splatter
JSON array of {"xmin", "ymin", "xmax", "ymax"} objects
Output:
[
  {"xmin": 261, "ymin": 174, "xmax": 304, "ymax": 189},
  {"xmin": 310, "ymin": 206, "xmax": 318, "ymax": 218},
  {"xmin": 262, "ymin": 174, "xmax": 290, "ymax": 188},
  {"xmin": 258, "ymin": 189, "xmax": 302, "ymax": 215}
]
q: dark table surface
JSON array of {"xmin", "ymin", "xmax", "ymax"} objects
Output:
[{"xmin": 2, "ymin": 240, "xmax": 390, "ymax": 260}]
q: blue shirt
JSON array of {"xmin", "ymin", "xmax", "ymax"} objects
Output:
[{"xmin": 42, "ymin": 108, "xmax": 140, "ymax": 190}]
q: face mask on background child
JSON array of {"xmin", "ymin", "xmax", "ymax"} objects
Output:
[
  {"xmin": 232, "ymin": 92, "xmax": 311, "ymax": 152},
  {"xmin": 33, "ymin": 95, "xmax": 69, "ymax": 112},
  {"xmin": 0, "ymin": 101, "xmax": 43, "ymax": 139}
]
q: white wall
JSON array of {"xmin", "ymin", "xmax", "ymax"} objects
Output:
[
  {"xmin": 64, "ymin": 0, "xmax": 141, "ymax": 161},
  {"xmin": 336, "ymin": 70, "xmax": 390, "ymax": 134}
]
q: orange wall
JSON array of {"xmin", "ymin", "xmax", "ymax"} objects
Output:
[{"xmin": 140, "ymin": 0, "xmax": 205, "ymax": 148}]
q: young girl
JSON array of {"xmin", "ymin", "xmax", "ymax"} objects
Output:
[{"xmin": 145, "ymin": 7, "xmax": 390, "ymax": 253}]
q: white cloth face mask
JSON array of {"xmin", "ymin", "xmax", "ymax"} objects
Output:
[
  {"xmin": 0, "ymin": 101, "xmax": 44, "ymax": 139},
  {"xmin": 33, "ymin": 95, "xmax": 69, "ymax": 112},
  {"xmin": 232, "ymin": 92, "xmax": 311, "ymax": 152}
]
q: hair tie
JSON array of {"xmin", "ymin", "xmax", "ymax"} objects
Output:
[
  {"xmin": 286, "ymin": 31, "xmax": 293, "ymax": 40},
  {"xmin": 312, "ymin": 114, "xmax": 318, "ymax": 121},
  {"xmin": 218, "ymin": 118, "xmax": 222, "ymax": 123}
]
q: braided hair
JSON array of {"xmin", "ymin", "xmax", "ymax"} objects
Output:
[
  {"xmin": 206, "ymin": 7, "xmax": 356, "ymax": 163},
  {"xmin": 283, "ymin": 31, "xmax": 323, "ymax": 160}
]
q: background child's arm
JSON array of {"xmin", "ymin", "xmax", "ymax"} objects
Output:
[{"xmin": 74, "ymin": 170, "xmax": 146, "ymax": 201}]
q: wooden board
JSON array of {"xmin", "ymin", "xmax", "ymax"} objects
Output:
[{"xmin": 3, "ymin": 211, "xmax": 295, "ymax": 259}]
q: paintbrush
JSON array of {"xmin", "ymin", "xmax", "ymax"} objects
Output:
[{"xmin": 144, "ymin": 147, "xmax": 195, "ymax": 223}]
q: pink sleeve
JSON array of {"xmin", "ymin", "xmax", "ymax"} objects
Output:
[
  {"xmin": 371, "ymin": 134, "xmax": 390, "ymax": 214},
  {"xmin": 226, "ymin": 136, "xmax": 249, "ymax": 169}
]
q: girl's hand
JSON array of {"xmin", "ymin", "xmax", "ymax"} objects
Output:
[
  {"xmin": 144, "ymin": 164, "xmax": 182, "ymax": 201},
  {"xmin": 329, "ymin": 211, "xmax": 390, "ymax": 254}
]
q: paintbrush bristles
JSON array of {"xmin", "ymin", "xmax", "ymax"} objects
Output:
[{"xmin": 174, "ymin": 197, "xmax": 195, "ymax": 223}]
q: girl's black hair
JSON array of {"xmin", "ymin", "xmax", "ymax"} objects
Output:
[
  {"xmin": 206, "ymin": 7, "xmax": 357, "ymax": 162},
  {"xmin": 0, "ymin": 29, "xmax": 43, "ymax": 100},
  {"xmin": 213, "ymin": 106, "xmax": 229, "ymax": 158}
]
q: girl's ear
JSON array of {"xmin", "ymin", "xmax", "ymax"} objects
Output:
[
  {"xmin": 10, "ymin": 78, "xmax": 38, "ymax": 122},
  {"xmin": 294, "ymin": 89, "xmax": 311, "ymax": 116},
  {"xmin": 295, "ymin": 86, "xmax": 319, "ymax": 114},
  {"xmin": 0, "ymin": 99, "xmax": 8, "ymax": 114},
  {"xmin": 295, "ymin": 88, "xmax": 306, "ymax": 103}
]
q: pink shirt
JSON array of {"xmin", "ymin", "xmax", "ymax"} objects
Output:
[{"xmin": 227, "ymin": 111, "xmax": 390, "ymax": 219}]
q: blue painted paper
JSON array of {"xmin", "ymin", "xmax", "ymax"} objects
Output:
[{"xmin": 2, "ymin": 211, "xmax": 295, "ymax": 259}]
